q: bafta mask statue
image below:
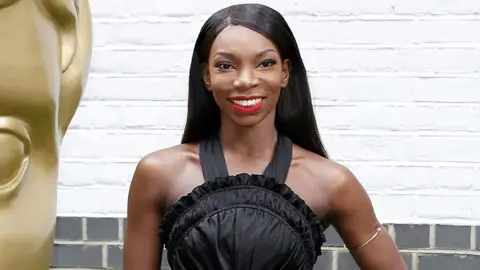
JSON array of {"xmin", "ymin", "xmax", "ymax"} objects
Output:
[{"xmin": 0, "ymin": 0, "xmax": 92, "ymax": 269}]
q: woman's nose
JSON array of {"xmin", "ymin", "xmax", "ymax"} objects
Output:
[{"xmin": 233, "ymin": 68, "xmax": 258, "ymax": 89}]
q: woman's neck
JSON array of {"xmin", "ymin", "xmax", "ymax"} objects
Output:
[{"xmin": 219, "ymin": 113, "xmax": 277, "ymax": 159}]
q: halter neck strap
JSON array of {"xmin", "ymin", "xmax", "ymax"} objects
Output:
[{"xmin": 199, "ymin": 134, "xmax": 292, "ymax": 183}]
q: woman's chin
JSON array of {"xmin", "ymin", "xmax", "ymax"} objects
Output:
[{"xmin": 225, "ymin": 112, "xmax": 272, "ymax": 128}]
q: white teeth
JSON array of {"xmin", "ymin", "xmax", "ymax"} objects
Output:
[{"xmin": 231, "ymin": 98, "xmax": 263, "ymax": 107}]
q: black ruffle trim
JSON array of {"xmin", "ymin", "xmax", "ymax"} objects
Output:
[{"xmin": 159, "ymin": 173, "xmax": 326, "ymax": 260}]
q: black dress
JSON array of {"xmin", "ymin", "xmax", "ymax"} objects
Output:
[{"xmin": 159, "ymin": 135, "xmax": 327, "ymax": 269}]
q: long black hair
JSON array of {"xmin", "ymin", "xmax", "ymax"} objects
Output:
[{"xmin": 181, "ymin": 3, "xmax": 329, "ymax": 159}]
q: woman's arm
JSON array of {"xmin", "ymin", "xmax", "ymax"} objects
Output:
[
  {"xmin": 123, "ymin": 154, "xmax": 168, "ymax": 270},
  {"xmin": 327, "ymin": 165, "xmax": 407, "ymax": 270}
]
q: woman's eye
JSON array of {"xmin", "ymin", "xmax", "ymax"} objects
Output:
[
  {"xmin": 215, "ymin": 62, "xmax": 234, "ymax": 69},
  {"xmin": 258, "ymin": 60, "xmax": 276, "ymax": 68}
]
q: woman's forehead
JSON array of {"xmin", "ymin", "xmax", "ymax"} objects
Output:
[{"xmin": 210, "ymin": 26, "xmax": 279, "ymax": 58}]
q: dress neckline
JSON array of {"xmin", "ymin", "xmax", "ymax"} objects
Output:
[{"xmin": 199, "ymin": 133, "xmax": 293, "ymax": 184}]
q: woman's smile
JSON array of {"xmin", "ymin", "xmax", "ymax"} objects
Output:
[{"xmin": 229, "ymin": 96, "xmax": 265, "ymax": 113}]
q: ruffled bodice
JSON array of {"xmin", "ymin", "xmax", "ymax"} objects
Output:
[{"xmin": 159, "ymin": 135, "xmax": 326, "ymax": 269}]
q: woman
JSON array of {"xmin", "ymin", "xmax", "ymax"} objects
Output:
[{"xmin": 124, "ymin": 3, "xmax": 406, "ymax": 270}]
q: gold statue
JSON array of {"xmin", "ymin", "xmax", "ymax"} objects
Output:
[{"xmin": 0, "ymin": 0, "xmax": 92, "ymax": 269}]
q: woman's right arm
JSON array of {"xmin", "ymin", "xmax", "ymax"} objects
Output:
[{"xmin": 123, "ymin": 154, "xmax": 168, "ymax": 270}]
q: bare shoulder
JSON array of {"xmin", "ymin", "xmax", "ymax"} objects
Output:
[
  {"xmin": 292, "ymin": 144, "xmax": 370, "ymax": 222},
  {"xmin": 134, "ymin": 143, "xmax": 198, "ymax": 179},
  {"xmin": 292, "ymin": 146, "xmax": 406, "ymax": 269},
  {"xmin": 128, "ymin": 143, "xmax": 199, "ymax": 212},
  {"xmin": 124, "ymin": 143, "xmax": 199, "ymax": 269},
  {"xmin": 293, "ymin": 145, "xmax": 359, "ymax": 194}
]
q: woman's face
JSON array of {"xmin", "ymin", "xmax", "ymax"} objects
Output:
[{"xmin": 203, "ymin": 25, "xmax": 290, "ymax": 127}]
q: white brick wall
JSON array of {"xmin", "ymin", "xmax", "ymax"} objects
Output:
[{"xmin": 57, "ymin": 0, "xmax": 480, "ymax": 225}]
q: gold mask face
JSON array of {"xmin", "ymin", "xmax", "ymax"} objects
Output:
[{"xmin": 0, "ymin": 0, "xmax": 92, "ymax": 269}]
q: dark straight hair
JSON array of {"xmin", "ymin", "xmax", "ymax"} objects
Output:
[{"xmin": 181, "ymin": 3, "xmax": 329, "ymax": 159}]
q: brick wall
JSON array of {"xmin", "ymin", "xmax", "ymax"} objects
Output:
[
  {"xmin": 58, "ymin": 0, "xmax": 480, "ymax": 223},
  {"xmin": 50, "ymin": 0, "xmax": 480, "ymax": 269},
  {"xmin": 50, "ymin": 217, "xmax": 480, "ymax": 269}
]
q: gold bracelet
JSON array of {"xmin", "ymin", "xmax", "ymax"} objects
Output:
[{"xmin": 345, "ymin": 226, "xmax": 382, "ymax": 251}]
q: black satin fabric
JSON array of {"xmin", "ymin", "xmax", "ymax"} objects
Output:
[{"xmin": 159, "ymin": 135, "xmax": 326, "ymax": 270}]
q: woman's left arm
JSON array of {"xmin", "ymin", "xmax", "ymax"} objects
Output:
[{"xmin": 326, "ymin": 165, "xmax": 407, "ymax": 270}]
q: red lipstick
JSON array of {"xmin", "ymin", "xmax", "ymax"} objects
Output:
[{"xmin": 229, "ymin": 96, "xmax": 265, "ymax": 113}]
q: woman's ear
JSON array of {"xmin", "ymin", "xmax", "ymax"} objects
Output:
[
  {"xmin": 201, "ymin": 63, "xmax": 211, "ymax": 91},
  {"xmin": 281, "ymin": 59, "xmax": 291, "ymax": 88}
]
